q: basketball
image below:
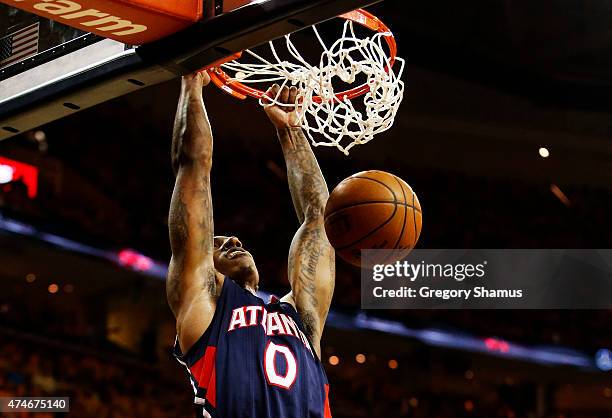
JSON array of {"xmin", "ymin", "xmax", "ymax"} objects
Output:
[{"xmin": 324, "ymin": 170, "xmax": 422, "ymax": 266}]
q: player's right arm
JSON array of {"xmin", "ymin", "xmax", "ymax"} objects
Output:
[{"xmin": 166, "ymin": 72, "xmax": 218, "ymax": 354}]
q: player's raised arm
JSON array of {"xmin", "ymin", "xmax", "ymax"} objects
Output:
[
  {"xmin": 167, "ymin": 72, "xmax": 218, "ymax": 354},
  {"xmin": 264, "ymin": 85, "xmax": 335, "ymax": 358}
]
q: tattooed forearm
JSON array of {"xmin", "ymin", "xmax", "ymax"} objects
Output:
[
  {"xmin": 172, "ymin": 81, "xmax": 213, "ymax": 174},
  {"xmin": 277, "ymin": 127, "xmax": 329, "ymax": 223},
  {"xmin": 166, "ymin": 79, "xmax": 216, "ymax": 317}
]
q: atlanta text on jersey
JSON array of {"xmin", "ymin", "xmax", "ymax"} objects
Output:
[{"xmin": 227, "ymin": 305, "xmax": 314, "ymax": 356}]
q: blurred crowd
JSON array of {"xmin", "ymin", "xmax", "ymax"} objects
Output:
[
  {"xmin": 0, "ymin": 331, "xmax": 606, "ymax": 418},
  {"xmin": 0, "ymin": 333, "xmax": 193, "ymax": 418}
]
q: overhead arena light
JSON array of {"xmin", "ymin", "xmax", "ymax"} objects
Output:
[
  {"xmin": 0, "ymin": 156, "xmax": 39, "ymax": 198},
  {"xmin": 0, "ymin": 164, "xmax": 14, "ymax": 184}
]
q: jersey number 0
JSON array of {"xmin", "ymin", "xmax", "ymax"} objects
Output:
[{"xmin": 264, "ymin": 341, "xmax": 298, "ymax": 389}]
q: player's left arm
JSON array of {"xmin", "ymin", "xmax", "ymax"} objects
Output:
[{"xmin": 264, "ymin": 85, "xmax": 335, "ymax": 358}]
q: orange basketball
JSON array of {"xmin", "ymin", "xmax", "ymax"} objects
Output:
[{"xmin": 324, "ymin": 170, "xmax": 423, "ymax": 267}]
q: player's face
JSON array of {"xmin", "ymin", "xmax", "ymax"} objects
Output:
[{"xmin": 213, "ymin": 235, "xmax": 258, "ymax": 288}]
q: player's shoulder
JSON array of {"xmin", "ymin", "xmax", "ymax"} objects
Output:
[{"xmin": 279, "ymin": 292, "xmax": 297, "ymax": 310}]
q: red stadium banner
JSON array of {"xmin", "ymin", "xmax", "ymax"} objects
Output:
[{"xmin": 1, "ymin": 0, "xmax": 203, "ymax": 45}]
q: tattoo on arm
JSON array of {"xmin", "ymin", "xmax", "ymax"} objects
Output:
[
  {"xmin": 167, "ymin": 82, "xmax": 216, "ymax": 317},
  {"xmin": 279, "ymin": 127, "xmax": 335, "ymax": 350},
  {"xmin": 277, "ymin": 127, "xmax": 329, "ymax": 223}
]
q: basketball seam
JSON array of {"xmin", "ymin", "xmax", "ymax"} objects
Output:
[
  {"xmin": 328, "ymin": 175, "xmax": 401, "ymax": 253},
  {"xmin": 392, "ymin": 176, "xmax": 408, "ymax": 250},
  {"xmin": 325, "ymin": 200, "xmax": 422, "ymax": 218},
  {"xmin": 331, "ymin": 204, "xmax": 399, "ymax": 252},
  {"xmin": 328, "ymin": 174, "xmax": 421, "ymax": 215},
  {"xmin": 377, "ymin": 176, "xmax": 409, "ymax": 265},
  {"xmin": 412, "ymin": 193, "xmax": 418, "ymax": 247},
  {"xmin": 351, "ymin": 176, "xmax": 398, "ymax": 203}
]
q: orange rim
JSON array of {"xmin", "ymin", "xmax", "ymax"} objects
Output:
[{"xmin": 206, "ymin": 8, "xmax": 398, "ymax": 102}]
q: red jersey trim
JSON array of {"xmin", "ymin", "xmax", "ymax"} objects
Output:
[
  {"xmin": 324, "ymin": 384, "xmax": 332, "ymax": 418},
  {"xmin": 189, "ymin": 346, "xmax": 217, "ymax": 407}
]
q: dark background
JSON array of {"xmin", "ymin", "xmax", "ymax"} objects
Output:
[{"xmin": 2, "ymin": 0, "xmax": 612, "ymax": 416}]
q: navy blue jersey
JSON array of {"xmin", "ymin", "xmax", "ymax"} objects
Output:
[{"xmin": 174, "ymin": 277, "xmax": 332, "ymax": 418}]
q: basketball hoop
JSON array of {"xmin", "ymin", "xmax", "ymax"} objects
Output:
[{"xmin": 207, "ymin": 9, "xmax": 405, "ymax": 155}]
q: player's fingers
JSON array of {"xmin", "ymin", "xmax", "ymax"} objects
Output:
[
  {"xmin": 288, "ymin": 86, "xmax": 298, "ymax": 105},
  {"xmin": 264, "ymin": 84, "xmax": 280, "ymax": 104},
  {"xmin": 280, "ymin": 86, "xmax": 290, "ymax": 104}
]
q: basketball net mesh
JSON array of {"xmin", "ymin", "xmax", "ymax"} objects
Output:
[{"xmin": 220, "ymin": 20, "xmax": 405, "ymax": 155}]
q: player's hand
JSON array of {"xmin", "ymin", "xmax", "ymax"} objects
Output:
[
  {"xmin": 263, "ymin": 85, "xmax": 300, "ymax": 130},
  {"xmin": 182, "ymin": 71, "xmax": 211, "ymax": 89}
]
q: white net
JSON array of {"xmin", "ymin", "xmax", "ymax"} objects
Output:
[{"xmin": 219, "ymin": 19, "xmax": 405, "ymax": 155}]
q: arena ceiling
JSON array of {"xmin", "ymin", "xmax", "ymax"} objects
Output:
[{"xmin": 394, "ymin": 0, "xmax": 612, "ymax": 110}]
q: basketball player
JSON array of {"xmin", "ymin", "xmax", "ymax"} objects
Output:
[{"xmin": 166, "ymin": 71, "xmax": 335, "ymax": 418}]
